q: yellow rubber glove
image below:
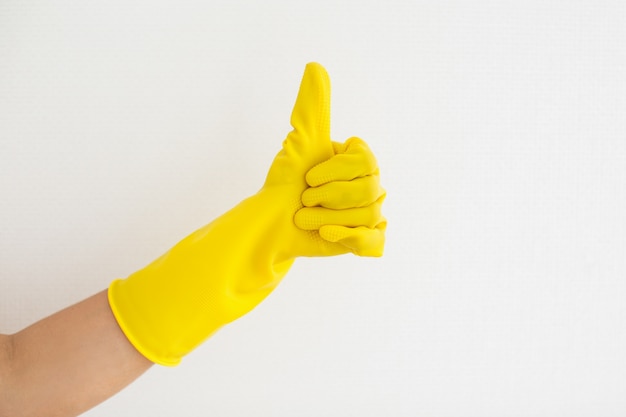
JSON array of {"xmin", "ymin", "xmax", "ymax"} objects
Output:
[{"xmin": 108, "ymin": 63, "xmax": 386, "ymax": 366}]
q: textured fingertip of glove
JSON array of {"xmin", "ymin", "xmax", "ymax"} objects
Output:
[
  {"xmin": 305, "ymin": 168, "xmax": 335, "ymax": 188},
  {"xmin": 293, "ymin": 209, "xmax": 323, "ymax": 230},
  {"xmin": 318, "ymin": 224, "xmax": 348, "ymax": 243},
  {"xmin": 301, "ymin": 187, "xmax": 327, "ymax": 207}
]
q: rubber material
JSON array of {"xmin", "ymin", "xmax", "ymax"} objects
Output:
[{"xmin": 108, "ymin": 63, "xmax": 386, "ymax": 366}]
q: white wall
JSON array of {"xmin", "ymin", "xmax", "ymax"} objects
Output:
[{"xmin": 2, "ymin": 1, "xmax": 626, "ymax": 415}]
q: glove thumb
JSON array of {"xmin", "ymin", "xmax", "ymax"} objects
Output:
[{"xmin": 265, "ymin": 62, "xmax": 334, "ymax": 187}]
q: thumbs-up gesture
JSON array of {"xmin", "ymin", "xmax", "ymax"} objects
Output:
[
  {"xmin": 261, "ymin": 62, "xmax": 386, "ymax": 259},
  {"xmin": 107, "ymin": 63, "xmax": 386, "ymax": 366}
]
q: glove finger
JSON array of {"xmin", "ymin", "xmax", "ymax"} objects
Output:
[
  {"xmin": 319, "ymin": 220, "xmax": 387, "ymax": 257},
  {"xmin": 283, "ymin": 62, "xmax": 334, "ymax": 167},
  {"xmin": 302, "ymin": 175, "xmax": 384, "ymax": 209},
  {"xmin": 305, "ymin": 137, "xmax": 379, "ymax": 187},
  {"xmin": 294, "ymin": 196, "xmax": 384, "ymax": 230}
]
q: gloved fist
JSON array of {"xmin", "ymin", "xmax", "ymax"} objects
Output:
[
  {"xmin": 108, "ymin": 63, "xmax": 386, "ymax": 366},
  {"xmin": 296, "ymin": 137, "xmax": 386, "ymax": 257}
]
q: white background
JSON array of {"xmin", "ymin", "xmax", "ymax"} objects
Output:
[{"xmin": 1, "ymin": 1, "xmax": 626, "ymax": 416}]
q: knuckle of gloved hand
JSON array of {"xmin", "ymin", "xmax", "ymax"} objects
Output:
[
  {"xmin": 363, "ymin": 176, "xmax": 382, "ymax": 202},
  {"xmin": 356, "ymin": 149, "xmax": 378, "ymax": 175},
  {"xmin": 346, "ymin": 136, "xmax": 369, "ymax": 151},
  {"xmin": 346, "ymin": 181, "xmax": 370, "ymax": 207},
  {"xmin": 352, "ymin": 232, "xmax": 381, "ymax": 257},
  {"xmin": 348, "ymin": 176, "xmax": 379, "ymax": 207},
  {"xmin": 363, "ymin": 204, "xmax": 382, "ymax": 228}
]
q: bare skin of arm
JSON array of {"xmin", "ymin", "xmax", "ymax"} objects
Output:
[{"xmin": 0, "ymin": 290, "xmax": 153, "ymax": 417}]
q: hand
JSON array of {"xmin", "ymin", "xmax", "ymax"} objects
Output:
[
  {"xmin": 264, "ymin": 62, "xmax": 386, "ymax": 258},
  {"xmin": 297, "ymin": 137, "xmax": 387, "ymax": 257},
  {"xmin": 108, "ymin": 63, "xmax": 387, "ymax": 366}
]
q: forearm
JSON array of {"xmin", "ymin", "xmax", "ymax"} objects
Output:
[{"xmin": 0, "ymin": 290, "xmax": 152, "ymax": 417}]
